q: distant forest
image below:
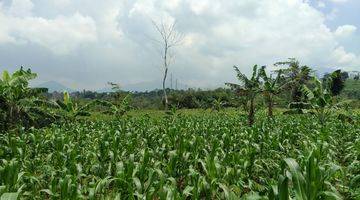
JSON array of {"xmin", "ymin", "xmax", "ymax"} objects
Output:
[{"xmin": 45, "ymin": 75, "xmax": 360, "ymax": 110}]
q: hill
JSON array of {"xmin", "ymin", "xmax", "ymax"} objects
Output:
[
  {"xmin": 36, "ymin": 81, "xmax": 74, "ymax": 93},
  {"xmin": 97, "ymin": 80, "xmax": 191, "ymax": 93},
  {"xmin": 343, "ymin": 79, "xmax": 360, "ymax": 99}
]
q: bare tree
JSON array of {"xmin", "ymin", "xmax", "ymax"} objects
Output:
[{"xmin": 152, "ymin": 20, "xmax": 183, "ymax": 110}]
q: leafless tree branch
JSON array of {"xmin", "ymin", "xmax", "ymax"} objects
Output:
[{"xmin": 151, "ymin": 20, "xmax": 183, "ymax": 110}]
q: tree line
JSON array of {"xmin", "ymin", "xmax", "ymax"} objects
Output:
[{"xmin": 0, "ymin": 59, "xmax": 358, "ymax": 131}]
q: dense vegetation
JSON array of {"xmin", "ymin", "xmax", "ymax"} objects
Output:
[
  {"xmin": 1, "ymin": 59, "xmax": 359, "ymax": 199},
  {"xmin": 343, "ymin": 79, "xmax": 360, "ymax": 100},
  {"xmin": 1, "ymin": 111, "xmax": 359, "ymax": 199},
  {"xmin": 48, "ymin": 78, "xmax": 359, "ymax": 111}
]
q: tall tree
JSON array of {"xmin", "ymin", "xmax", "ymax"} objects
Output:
[
  {"xmin": 226, "ymin": 65, "xmax": 262, "ymax": 126},
  {"xmin": 152, "ymin": 20, "xmax": 183, "ymax": 110},
  {"xmin": 274, "ymin": 58, "xmax": 313, "ymax": 102}
]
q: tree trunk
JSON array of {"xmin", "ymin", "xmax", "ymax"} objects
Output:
[
  {"xmin": 9, "ymin": 105, "xmax": 14, "ymax": 128},
  {"xmin": 292, "ymin": 85, "xmax": 302, "ymax": 102},
  {"xmin": 242, "ymin": 102, "xmax": 248, "ymax": 112},
  {"xmin": 267, "ymin": 96, "xmax": 273, "ymax": 118},
  {"xmin": 248, "ymin": 98, "xmax": 255, "ymax": 126},
  {"xmin": 163, "ymin": 67, "xmax": 169, "ymax": 110}
]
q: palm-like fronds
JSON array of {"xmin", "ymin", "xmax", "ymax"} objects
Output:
[
  {"xmin": 301, "ymin": 77, "xmax": 336, "ymax": 124},
  {"xmin": 259, "ymin": 66, "xmax": 285, "ymax": 117},
  {"xmin": 274, "ymin": 58, "xmax": 314, "ymax": 102},
  {"xmin": 226, "ymin": 65, "xmax": 262, "ymax": 126},
  {"xmin": 0, "ymin": 67, "xmax": 60, "ymax": 129},
  {"xmin": 226, "ymin": 65, "xmax": 261, "ymax": 94}
]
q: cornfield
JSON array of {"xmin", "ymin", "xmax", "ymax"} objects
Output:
[{"xmin": 1, "ymin": 111, "xmax": 359, "ymax": 199}]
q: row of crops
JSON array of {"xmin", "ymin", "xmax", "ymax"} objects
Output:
[{"xmin": 1, "ymin": 111, "xmax": 359, "ymax": 199}]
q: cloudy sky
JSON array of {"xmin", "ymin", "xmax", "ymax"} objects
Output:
[{"xmin": 0, "ymin": 0, "xmax": 359, "ymax": 90}]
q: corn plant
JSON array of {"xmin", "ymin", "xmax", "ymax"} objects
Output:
[
  {"xmin": 0, "ymin": 109, "xmax": 358, "ymax": 199},
  {"xmin": 274, "ymin": 149, "xmax": 342, "ymax": 200}
]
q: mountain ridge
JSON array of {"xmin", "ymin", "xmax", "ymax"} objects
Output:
[
  {"xmin": 36, "ymin": 81, "xmax": 74, "ymax": 93},
  {"xmin": 36, "ymin": 80, "xmax": 193, "ymax": 93}
]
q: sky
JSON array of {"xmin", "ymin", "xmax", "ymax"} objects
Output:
[{"xmin": 0, "ymin": 0, "xmax": 359, "ymax": 90}]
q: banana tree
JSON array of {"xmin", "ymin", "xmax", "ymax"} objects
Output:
[
  {"xmin": 211, "ymin": 98, "xmax": 225, "ymax": 112},
  {"xmin": 259, "ymin": 66, "xmax": 285, "ymax": 118},
  {"xmin": 275, "ymin": 59, "xmax": 313, "ymax": 103},
  {"xmin": 323, "ymin": 70, "xmax": 347, "ymax": 97},
  {"xmin": 97, "ymin": 94, "xmax": 132, "ymax": 119},
  {"xmin": 0, "ymin": 67, "xmax": 52, "ymax": 130},
  {"xmin": 226, "ymin": 65, "xmax": 262, "ymax": 126},
  {"xmin": 302, "ymin": 77, "xmax": 333, "ymax": 124},
  {"xmin": 55, "ymin": 92, "xmax": 92, "ymax": 120},
  {"xmin": 55, "ymin": 92, "xmax": 132, "ymax": 120}
]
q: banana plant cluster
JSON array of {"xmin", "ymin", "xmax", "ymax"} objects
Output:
[
  {"xmin": 302, "ymin": 77, "xmax": 336, "ymax": 124},
  {"xmin": 55, "ymin": 92, "xmax": 132, "ymax": 121},
  {"xmin": 227, "ymin": 61, "xmax": 351, "ymax": 126},
  {"xmin": 1, "ymin": 111, "xmax": 359, "ymax": 199},
  {"xmin": 226, "ymin": 65, "xmax": 285, "ymax": 125},
  {"xmin": 212, "ymin": 98, "xmax": 226, "ymax": 112},
  {"xmin": 0, "ymin": 67, "xmax": 54, "ymax": 131},
  {"xmin": 55, "ymin": 91, "xmax": 93, "ymax": 120},
  {"xmin": 0, "ymin": 68, "xmax": 134, "ymax": 131}
]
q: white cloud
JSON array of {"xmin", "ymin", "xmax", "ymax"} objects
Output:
[
  {"xmin": 119, "ymin": 0, "xmax": 359, "ymax": 83},
  {"xmin": 18, "ymin": 14, "xmax": 97, "ymax": 55},
  {"xmin": 163, "ymin": 0, "xmax": 182, "ymax": 10},
  {"xmin": 326, "ymin": 8, "xmax": 338, "ymax": 20},
  {"xmin": 8, "ymin": 0, "xmax": 34, "ymax": 17},
  {"xmin": 335, "ymin": 25, "xmax": 357, "ymax": 37},
  {"xmin": 330, "ymin": 0, "xmax": 348, "ymax": 3},
  {"xmin": 318, "ymin": 1, "xmax": 326, "ymax": 8},
  {"xmin": 187, "ymin": 0, "xmax": 212, "ymax": 15},
  {"xmin": 0, "ymin": 0, "xmax": 359, "ymax": 89},
  {"xmin": 332, "ymin": 46, "xmax": 357, "ymax": 65},
  {"xmin": 0, "ymin": 1, "xmax": 97, "ymax": 55}
]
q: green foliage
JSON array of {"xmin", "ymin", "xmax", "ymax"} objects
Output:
[
  {"xmin": 274, "ymin": 58, "xmax": 313, "ymax": 103},
  {"xmin": 302, "ymin": 77, "xmax": 335, "ymax": 124},
  {"xmin": 269, "ymin": 149, "xmax": 342, "ymax": 200},
  {"xmin": 323, "ymin": 70, "xmax": 347, "ymax": 97},
  {"xmin": 1, "ymin": 192, "xmax": 19, "ymax": 200},
  {"xmin": 226, "ymin": 65, "xmax": 262, "ymax": 126},
  {"xmin": 0, "ymin": 67, "xmax": 54, "ymax": 130},
  {"xmin": 55, "ymin": 92, "xmax": 132, "ymax": 120},
  {"xmin": 1, "ymin": 62, "xmax": 360, "ymax": 200},
  {"xmin": 342, "ymin": 79, "xmax": 360, "ymax": 99},
  {"xmin": 211, "ymin": 98, "xmax": 225, "ymax": 112},
  {"xmin": 55, "ymin": 91, "xmax": 92, "ymax": 119},
  {"xmin": 283, "ymin": 102, "xmax": 313, "ymax": 115},
  {"xmin": 1, "ymin": 111, "xmax": 359, "ymax": 199},
  {"xmin": 106, "ymin": 94, "xmax": 133, "ymax": 118},
  {"xmin": 259, "ymin": 66, "xmax": 286, "ymax": 118}
]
